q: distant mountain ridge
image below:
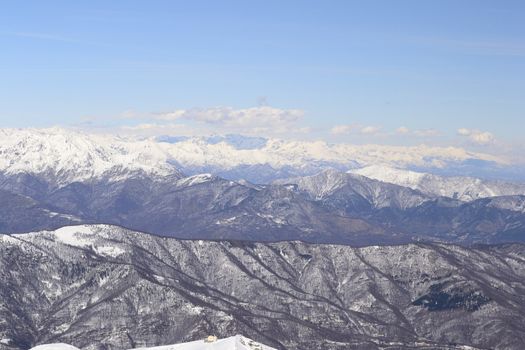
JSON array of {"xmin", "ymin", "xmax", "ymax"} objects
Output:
[
  {"xmin": 1, "ymin": 166, "xmax": 525, "ymax": 246},
  {"xmin": 0, "ymin": 128, "xmax": 183, "ymax": 186},
  {"xmin": 350, "ymin": 165, "xmax": 525, "ymax": 201},
  {"xmin": 274, "ymin": 169, "xmax": 430, "ymax": 209},
  {"xmin": 0, "ymin": 128, "xmax": 514, "ymax": 185},
  {"xmin": 1, "ymin": 128, "xmax": 525, "ymax": 246}
]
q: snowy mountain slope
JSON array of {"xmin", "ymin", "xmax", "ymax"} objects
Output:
[
  {"xmin": 351, "ymin": 165, "xmax": 525, "ymax": 202},
  {"xmin": 34, "ymin": 175, "xmax": 393, "ymax": 245},
  {"xmin": 27, "ymin": 335, "xmax": 275, "ymax": 350},
  {"xmin": 125, "ymin": 135, "xmax": 508, "ymax": 183},
  {"xmin": 486, "ymin": 195, "xmax": 525, "ymax": 213},
  {"xmin": 0, "ymin": 128, "xmax": 507, "ymax": 185},
  {"xmin": 0, "ymin": 189, "xmax": 80, "ymax": 233},
  {"xmin": 29, "ymin": 345, "xmax": 80, "ymax": 350},
  {"xmin": 132, "ymin": 335, "xmax": 276, "ymax": 350},
  {"xmin": 1, "ymin": 225, "xmax": 523, "ymax": 350},
  {"xmin": 0, "ymin": 128, "xmax": 183, "ymax": 185},
  {"xmin": 1, "ymin": 169, "xmax": 525, "ymax": 245},
  {"xmin": 159, "ymin": 137, "xmax": 503, "ymax": 174},
  {"xmin": 274, "ymin": 169, "xmax": 430, "ymax": 210},
  {"xmin": 1, "ymin": 128, "xmax": 524, "ymax": 245}
]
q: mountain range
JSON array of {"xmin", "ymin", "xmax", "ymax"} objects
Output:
[
  {"xmin": 1, "ymin": 128, "xmax": 519, "ymax": 185},
  {"xmin": 2, "ymin": 128, "xmax": 525, "ymax": 350},
  {"xmin": 1, "ymin": 164, "xmax": 525, "ymax": 246},
  {"xmin": 1, "ymin": 128, "xmax": 525, "ymax": 246},
  {"xmin": 0, "ymin": 225, "xmax": 525, "ymax": 349},
  {"xmin": 1, "ymin": 225, "xmax": 524, "ymax": 350}
]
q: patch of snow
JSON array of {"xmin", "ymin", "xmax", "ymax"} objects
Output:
[
  {"xmin": 94, "ymin": 245, "xmax": 125, "ymax": 258},
  {"xmin": 29, "ymin": 344, "xmax": 80, "ymax": 350},
  {"xmin": 132, "ymin": 335, "xmax": 276, "ymax": 350},
  {"xmin": 257, "ymin": 213, "xmax": 286, "ymax": 225},
  {"xmin": 177, "ymin": 173, "xmax": 213, "ymax": 187},
  {"xmin": 0, "ymin": 235, "xmax": 21, "ymax": 245},
  {"xmin": 53, "ymin": 225, "xmax": 97, "ymax": 248},
  {"xmin": 182, "ymin": 303, "xmax": 204, "ymax": 315},
  {"xmin": 215, "ymin": 217, "xmax": 237, "ymax": 225},
  {"xmin": 153, "ymin": 275, "xmax": 166, "ymax": 283}
]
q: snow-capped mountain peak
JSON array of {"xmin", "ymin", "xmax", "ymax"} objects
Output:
[
  {"xmin": 350, "ymin": 165, "xmax": 525, "ymax": 201},
  {"xmin": 0, "ymin": 127, "xmax": 511, "ymax": 186},
  {"xmin": 176, "ymin": 173, "xmax": 215, "ymax": 187},
  {"xmin": 280, "ymin": 168, "xmax": 349, "ymax": 199},
  {"xmin": 0, "ymin": 128, "xmax": 182, "ymax": 185},
  {"xmin": 351, "ymin": 165, "xmax": 427, "ymax": 186}
]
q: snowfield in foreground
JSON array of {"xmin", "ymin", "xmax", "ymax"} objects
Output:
[
  {"xmin": 28, "ymin": 336, "xmax": 275, "ymax": 350},
  {"xmin": 132, "ymin": 335, "xmax": 275, "ymax": 350},
  {"xmin": 29, "ymin": 345, "xmax": 80, "ymax": 350}
]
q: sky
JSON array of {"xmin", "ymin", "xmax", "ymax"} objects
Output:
[{"xmin": 0, "ymin": 0, "xmax": 524, "ymax": 159}]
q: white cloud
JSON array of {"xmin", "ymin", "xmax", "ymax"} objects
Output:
[
  {"xmin": 118, "ymin": 123, "xmax": 196, "ymax": 137},
  {"xmin": 330, "ymin": 124, "xmax": 383, "ymax": 136},
  {"xmin": 121, "ymin": 123, "xmax": 160, "ymax": 131},
  {"xmin": 471, "ymin": 132, "xmax": 495, "ymax": 145},
  {"xmin": 155, "ymin": 106, "xmax": 304, "ymax": 134},
  {"xmin": 414, "ymin": 128, "xmax": 441, "ymax": 137},
  {"xmin": 457, "ymin": 128, "xmax": 471, "ymax": 136},
  {"xmin": 360, "ymin": 126, "xmax": 381, "ymax": 135},
  {"xmin": 395, "ymin": 126, "xmax": 440, "ymax": 137},
  {"xmin": 97, "ymin": 105, "xmax": 311, "ymax": 138},
  {"xmin": 457, "ymin": 128, "xmax": 495, "ymax": 145},
  {"xmin": 120, "ymin": 110, "xmax": 140, "ymax": 119},
  {"xmin": 396, "ymin": 126, "xmax": 410, "ymax": 134},
  {"xmin": 331, "ymin": 124, "xmax": 356, "ymax": 135},
  {"xmin": 333, "ymin": 124, "xmax": 437, "ymax": 138}
]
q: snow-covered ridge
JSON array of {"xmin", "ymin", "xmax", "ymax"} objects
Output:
[
  {"xmin": 2, "ymin": 224, "xmax": 127, "ymax": 258},
  {"xmin": 176, "ymin": 173, "xmax": 215, "ymax": 187},
  {"xmin": 29, "ymin": 344, "xmax": 80, "ymax": 350},
  {"xmin": 132, "ymin": 335, "xmax": 276, "ymax": 350},
  {"xmin": 0, "ymin": 127, "xmax": 506, "ymax": 186},
  {"xmin": 160, "ymin": 134, "xmax": 503, "ymax": 169},
  {"xmin": 0, "ymin": 128, "xmax": 182, "ymax": 185},
  {"xmin": 350, "ymin": 165, "xmax": 525, "ymax": 201},
  {"xmin": 280, "ymin": 168, "xmax": 350, "ymax": 200},
  {"xmin": 27, "ymin": 335, "xmax": 275, "ymax": 350},
  {"xmin": 275, "ymin": 168, "xmax": 430, "ymax": 209},
  {"xmin": 6, "ymin": 224, "xmax": 522, "ymax": 350}
]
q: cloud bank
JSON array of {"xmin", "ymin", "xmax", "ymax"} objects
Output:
[
  {"xmin": 155, "ymin": 106, "xmax": 304, "ymax": 135},
  {"xmin": 457, "ymin": 128, "xmax": 495, "ymax": 145}
]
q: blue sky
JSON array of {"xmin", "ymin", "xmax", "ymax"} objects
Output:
[{"xmin": 0, "ymin": 1, "xmax": 523, "ymax": 155}]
